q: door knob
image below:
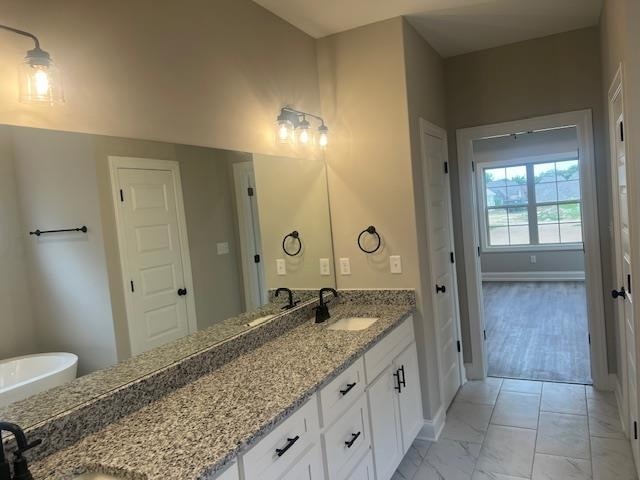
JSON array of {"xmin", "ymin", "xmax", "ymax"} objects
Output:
[
  {"xmin": 178, "ymin": 288, "xmax": 187, "ymax": 296},
  {"xmin": 435, "ymin": 284, "xmax": 446, "ymax": 294},
  {"xmin": 612, "ymin": 287, "xmax": 626, "ymax": 299}
]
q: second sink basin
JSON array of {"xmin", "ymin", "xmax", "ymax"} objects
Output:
[{"xmin": 327, "ymin": 317, "xmax": 379, "ymax": 331}]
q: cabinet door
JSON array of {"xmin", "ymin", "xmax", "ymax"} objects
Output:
[
  {"xmin": 367, "ymin": 365, "xmax": 403, "ymax": 480},
  {"xmin": 215, "ymin": 462, "xmax": 239, "ymax": 480},
  {"xmin": 342, "ymin": 450, "xmax": 375, "ymax": 480},
  {"xmin": 395, "ymin": 342, "xmax": 424, "ymax": 451},
  {"xmin": 281, "ymin": 444, "xmax": 325, "ymax": 480}
]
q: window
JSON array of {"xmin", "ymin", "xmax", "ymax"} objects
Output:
[{"xmin": 480, "ymin": 157, "xmax": 583, "ymax": 249}]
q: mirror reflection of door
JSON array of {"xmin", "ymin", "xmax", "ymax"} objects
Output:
[
  {"xmin": 233, "ymin": 161, "xmax": 267, "ymax": 311},
  {"xmin": 111, "ymin": 157, "xmax": 197, "ymax": 356}
]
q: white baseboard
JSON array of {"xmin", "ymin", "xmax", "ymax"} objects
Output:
[
  {"xmin": 416, "ymin": 406, "xmax": 446, "ymax": 442},
  {"xmin": 464, "ymin": 362, "xmax": 485, "ymax": 380},
  {"xmin": 482, "ymin": 271, "xmax": 586, "ymax": 282}
]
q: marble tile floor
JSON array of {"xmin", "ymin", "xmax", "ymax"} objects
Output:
[{"xmin": 392, "ymin": 377, "xmax": 637, "ymax": 480}]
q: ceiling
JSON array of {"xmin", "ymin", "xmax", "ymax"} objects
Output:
[{"xmin": 253, "ymin": 0, "xmax": 603, "ymax": 57}]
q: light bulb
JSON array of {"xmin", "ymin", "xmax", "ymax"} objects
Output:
[
  {"xmin": 318, "ymin": 125, "xmax": 329, "ymax": 149},
  {"xmin": 278, "ymin": 121, "xmax": 290, "ymax": 141},
  {"xmin": 299, "ymin": 128, "xmax": 310, "ymax": 144},
  {"xmin": 33, "ymin": 68, "xmax": 50, "ymax": 96}
]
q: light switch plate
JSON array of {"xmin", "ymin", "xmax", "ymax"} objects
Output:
[
  {"xmin": 216, "ymin": 242, "xmax": 229, "ymax": 255},
  {"xmin": 339, "ymin": 258, "xmax": 351, "ymax": 275},
  {"xmin": 276, "ymin": 259, "xmax": 286, "ymax": 275},
  {"xmin": 530, "ymin": 255, "xmax": 537, "ymax": 264},
  {"xmin": 319, "ymin": 258, "xmax": 331, "ymax": 276},
  {"xmin": 390, "ymin": 255, "xmax": 402, "ymax": 274}
]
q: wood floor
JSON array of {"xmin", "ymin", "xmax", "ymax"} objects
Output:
[{"xmin": 483, "ymin": 281, "xmax": 591, "ymax": 384}]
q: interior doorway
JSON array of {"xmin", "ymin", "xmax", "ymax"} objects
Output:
[{"xmin": 456, "ymin": 111, "xmax": 607, "ymax": 388}]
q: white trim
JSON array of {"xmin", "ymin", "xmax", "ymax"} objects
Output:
[
  {"xmin": 416, "ymin": 407, "xmax": 446, "ymax": 442},
  {"xmin": 456, "ymin": 110, "xmax": 608, "ymax": 389},
  {"xmin": 482, "ymin": 271, "xmax": 585, "ymax": 282},
  {"xmin": 607, "ymin": 64, "xmax": 630, "ymax": 437},
  {"xmin": 108, "ymin": 156, "xmax": 198, "ymax": 352},
  {"xmin": 419, "ymin": 118, "xmax": 465, "ymax": 410}
]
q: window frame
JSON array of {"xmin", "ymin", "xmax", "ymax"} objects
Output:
[{"xmin": 476, "ymin": 151, "xmax": 584, "ymax": 253}]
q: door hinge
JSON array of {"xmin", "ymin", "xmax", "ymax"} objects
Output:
[
  {"xmin": 444, "ymin": 161, "xmax": 449, "ymax": 174},
  {"xmin": 457, "ymin": 340, "xmax": 461, "ymax": 353},
  {"xmin": 620, "ymin": 121, "xmax": 625, "ymax": 142},
  {"xmin": 634, "ymin": 420, "xmax": 638, "ymax": 440},
  {"xmin": 254, "ymin": 254, "xmax": 260, "ymax": 263},
  {"xmin": 477, "ymin": 246, "xmax": 481, "ymax": 257},
  {"xmin": 628, "ymin": 274, "xmax": 632, "ymax": 294},
  {"xmin": 130, "ymin": 280, "xmax": 135, "ymax": 293},
  {"xmin": 450, "ymin": 251, "xmax": 455, "ymax": 264},
  {"xmin": 588, "ymin": 333, "xmax": 591, "ymax": 345},
  {"xmin": 471, "ymin": 161, "xmax": 476, "ymax": 172},
  {"xmin": 247, "ymin": 187, "xmax": 254, "ymax": 197},
  {"xmin": 119, "ymin": 189, "xmax": 124, "ymax": 202},
  {"xmin": 483, "ymin": 330, "xmax": 487, "ymax": 341}
]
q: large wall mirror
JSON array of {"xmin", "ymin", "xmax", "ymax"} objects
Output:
[{"xmin": 0, "ymin": 125, "xmax": 335, "ymax": 424}]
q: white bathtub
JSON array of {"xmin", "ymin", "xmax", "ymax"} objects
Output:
[{"xmin": 0, "ymin": 352, "xmax": 78, "ymax": 407}]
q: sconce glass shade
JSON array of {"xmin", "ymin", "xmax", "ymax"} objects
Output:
[
  {"xmin": 297, "ymin": 117, "xmax": 311, "ymax": 145},
  {"xmin": 277, "ymin": 119, "xmax": 294, "ymax": 143},
  {"xmin": 318, "ymin": 124, "xmax": 329, "ymax": 149},
  {"xmin": 19, "ymin": 48, "xmax": 64, "ymax": 105}
]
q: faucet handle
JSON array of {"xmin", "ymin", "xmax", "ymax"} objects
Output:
[{"xmin": 19, "ymin": 438, "xmax": 42, "ymax": 453}]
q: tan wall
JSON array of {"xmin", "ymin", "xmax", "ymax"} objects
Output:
[
  {"xmin": 401, "ymin": 19, "xmax": 448, "ymax": 419},
  {"xmin": 317, "ymin": 18, "xmax": 417, "ymax": 289},
  {"xmin": 0, "ymin": 0, "xmax": 320, "ymax": 159},
  {"xmin": 444, "ymin": 27, "xmax": 612, "ymax": 367},
  {"xmin": 317, "ymin": 17, "xmax": 448, "ymax": 419},
  {"xmin": 253, "ymin": 154, "xmax": 335, "ymax": 289},
  {"xmin": 0, "ymin": 127, "xmax": 38, "ymax": 360},
  {"xmin": 10, "ymin": 127, "xmax": 118, "ymax": 375}
]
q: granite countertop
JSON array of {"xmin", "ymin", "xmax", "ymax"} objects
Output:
[{"xmin": 31, "ymin": 301, "xmax": 415, "ymax": 480}]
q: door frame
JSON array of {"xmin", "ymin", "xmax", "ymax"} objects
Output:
[
  {"xmin": 232, "ymin": 161, "xmax": 267, "ymax": 310},
  {"xmin": 456, "ymin": 110, "xmax": 608, "ymax": 388},
  {"xmin": 419, "ymin": 118, "xmax": 466, "ymax": 406},
  {"xmin": 608, "ymin": 63, "xmax": 630, "ymax": 430},
  {"xmin": 108, "ymin": 156, "xmax": 198, "ymax": 350}
]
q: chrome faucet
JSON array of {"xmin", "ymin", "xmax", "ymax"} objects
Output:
[
  {"xmin": 0, "ymin": 422, "xmax": 41, "ymax": 480},
  {"xmin": 314, "ymin": 288, "xmax": 338, "ymax": 323}
]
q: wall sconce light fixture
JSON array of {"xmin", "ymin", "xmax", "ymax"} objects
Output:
[
  {"xmin": 0, "ymin": 24, "xmax": 64, "ymax": 105},
  {"xmin": 277, "ymin": 107, "xmax": 328, "ymax": 148}
]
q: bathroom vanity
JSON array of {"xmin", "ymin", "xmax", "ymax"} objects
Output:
[{"xmin": 17, "ymin": 292, "xmax": 419, "ymax": 480}]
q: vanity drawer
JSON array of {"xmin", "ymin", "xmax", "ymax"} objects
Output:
[
  {"xmin": 320, "ymin": 357, "xmax": 365, "ymax": 427},
  {"xmin": 364, "ymin": 316, "xmax": 414, "ymax": 384},
  {"xmin": 280, "ymin": 443, "xmax": 325, "ymax": 480},
  {"xmin": 241, "ymin": 395, "xmax": 320, "ymax": 480},
  {"xmin": 323, "ymin": 393, "xmax": 370, "ymax": 480},
  {"xmin": 341, "ymin": 450, "xmax": 375, "ymax": 480}
]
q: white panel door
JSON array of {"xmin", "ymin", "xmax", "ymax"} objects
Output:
[
  {"xmin": 610, "ymin": 78, "xmax": 639, "ymax": 468},
  {"xmin": 117, "ymin": 167, "xmax": 192, "ymax": 355},
  {"xmin": 421, "ymin": 121, "xmax": 463, "ymax": 409},
  {"xmin": 367, "ymin": 365, "xmax": 403, "ymax": 480},
  {"xmin": 395, "ymin": 342, "xmax": 424, "ymax": 450}
]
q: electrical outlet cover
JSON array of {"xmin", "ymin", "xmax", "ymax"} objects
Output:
[
  {"xmin": 339, "ymin": 258, "xmax": 351, "ymax": 275},
  {"xmin": 276, "ymin": 259, "xmax": 286, "ymax": 275}
]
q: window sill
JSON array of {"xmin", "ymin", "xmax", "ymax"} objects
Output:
[{"xmin": 481, "ymin": 244, "xmax": 584, "ymax": 254}]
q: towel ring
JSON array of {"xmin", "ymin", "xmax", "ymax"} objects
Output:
[
  {"xmin": 358, "ymin": 226, "xmax": 381, "ymax": 254},
  {"xmin": 282, "ymin": 230, "xmax": 302, "ymax": 256}
]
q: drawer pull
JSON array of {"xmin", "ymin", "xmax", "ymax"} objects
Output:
[
  {"xmin": 398, "ymin": 365, "xmax": 407, "ymax": 388},
  {"xmin": 275, "ymin": 435, "xmax": 300, "ymax": 457},
  {"xmin": 345, "ymin": 431, "xmax": 361, "ymax": 449},
  {"xmin": 393, "ymin": 370, "xmax": 402, "ymax": 393},
  {"xmin": 339, "ymin": 382, "xmax": 357, "ymax": 396}
]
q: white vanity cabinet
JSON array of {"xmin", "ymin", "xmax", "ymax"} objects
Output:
[
  {"xmin": 215, "ymin": 462, "xmax": 240, "ymax": 480},
  {"xmin": 365, "ymin": 317, "xmax": 423, "ymax": 480},
  {"xmin": 234, "ymin": 315, "xmax": 420, "ymax": 480}
]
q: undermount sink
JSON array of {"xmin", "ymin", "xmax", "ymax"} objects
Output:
[
  {"xmin": 247, "ymin": 314, "xmax": 276, "ymax": 327},
  {"xmin": 327, "ymin": 317, "xmax": 379, "ymax": 331},
  {"xmin": 73, "ymin": 473, "xmax": 126, "ymax": 480}
]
